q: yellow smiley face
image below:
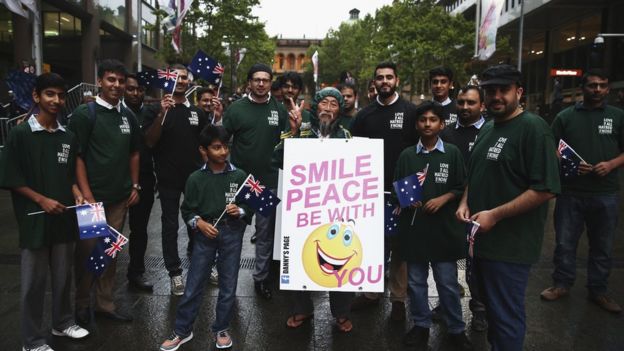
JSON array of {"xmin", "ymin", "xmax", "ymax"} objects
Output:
[{"xmin": 301, "ymin": 221, "xmax": 363, "ymax": 288}]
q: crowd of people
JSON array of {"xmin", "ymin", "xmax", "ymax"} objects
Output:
[{"xmin": 1, "ymin": 57, "xmax": 623, "ymax": 351}]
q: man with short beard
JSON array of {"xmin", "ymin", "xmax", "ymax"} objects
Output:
[
  {"xmin": 456, "ymin": 64, "xmax": 560, "ymax": 351},
  {"xmin": 541, "ymin": 69, "xmax": 624, "ymax": 314},
  {"xmin": 123, "ymin": 74, "xmax": 155, "ymax": 292},
  {"xmin": 196, "ymin": 87, "xmax": 223, "ymax": 126},
  {"xmin": 350, "ymin": 62, "xmax": 418, "ymax": 321},
  {"xmin": 223, "ymin": 63, "xmax": 301, "ymax": 300},
  {"xmin": 337, "ymin": 82, "xmax": 358, "ymax": 130},
  {"xmin": 429, "ymin": 67, "xmax": 458, "ymax": 126},
  {"xmin": 280, "ymin": 71, "xmax": 312, "ymax": 137},
  {"xmin": 144, "ymin": 64, "xmax": 209, "ymax": 296}
]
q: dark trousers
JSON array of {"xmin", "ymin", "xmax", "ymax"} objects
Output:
[
  {"xmin": 127, "ymin": 175, "xmax": 155, "ymax": 279},
  {"xmin": 159, "ymin": 185, "xmax": 193, "ymax": 277},
  {"xmin": 473, "ymin": 258, "xmax": 531, "ymax": 351},
  {"xmin": 552, "ymin": 193, "xmax": 619, "ymax": 295},
  {"xmin": 291, "ymin": 291, "xmax": 354, "ymax": 319}
]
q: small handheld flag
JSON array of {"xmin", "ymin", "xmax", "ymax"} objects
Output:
[
  {"xmin": 86, "ymin": 227, "xmax": 128, "ymax": 277},
  {"xmin": 466, "ymin": 220, "xmax": 480, "ymax": 258},
  {"xmin": 156, "ymin": 68, "xmax": 179, "ymax": 94},
  {"xmin": 235, "ymin": 175, "xmax": 280, "ymax": 216},
  {"xmin": 393, "ymin": 164, "xmax": 429, "ymax": 208},
  {"xmin": 76, "ymin": 202, "xmax": 111, "ymax": 240},
  {"xmin": 558, "ymin": 139, "xmax": 585, "ymax": 179},
  {"xmin": 188, "ymin": 50, "xmax": 225, "ymax": 85},
  {"xmin": 384, "ymin": 202, "xmax": 400, "ymax": 236}
]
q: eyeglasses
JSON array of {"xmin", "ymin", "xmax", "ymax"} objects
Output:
[{"xmin": 251, "ymin": 78, "xmax": 271, "ymax": 84}]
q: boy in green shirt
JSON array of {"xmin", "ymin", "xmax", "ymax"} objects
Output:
[
  {"xmin": 396, "ymin": 102, "xmax": 472, "ymax": 351},
  {"xmin": 0, "ymin": 73, "xmax": 89, "ymax": 351},
  {"xmin": 160, "ymin": 125, "xmax": 252, "ymax": 351}
]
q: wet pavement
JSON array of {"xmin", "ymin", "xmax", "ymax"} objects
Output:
[{"xmin": 0, "ymin": 188, "xmax": 623, "ymax": 351}]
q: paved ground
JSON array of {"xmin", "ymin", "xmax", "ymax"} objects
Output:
[{"xmin": 0, "ymin": 187, "xmax": 623, "ymax": 351}]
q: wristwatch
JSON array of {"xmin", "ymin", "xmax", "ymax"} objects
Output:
[
  {"xmin": 132, "ymin": 183, "xmax": 142, "ymax": 191},
  {"xmin": 190, "ymin": 215, "xmax": 201, "ymax": 230}
]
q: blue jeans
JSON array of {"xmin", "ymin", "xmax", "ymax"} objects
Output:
[
  {"xmin": 552, "ymin": 194, "xmax": 619, "ymax": 295},
  {"xmin": 407, "ymin": 261, "xmax": 465, "ymax": 334},
  {"xmin": 174, "ymin": 219, "xmax": 245, "ymax": 335},
  {"xmin": 473, "ymin": 258, "xmax": 530, "ymax": 351}
]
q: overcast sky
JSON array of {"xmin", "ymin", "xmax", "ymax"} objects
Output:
[{"xmin": 252, "ymin": 0, "xmax": 394, "ymax": 39}]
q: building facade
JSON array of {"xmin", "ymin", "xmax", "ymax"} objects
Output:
[
  {"xmin": 272, "ymin": 38, "xmax": 322, "ymax": 75},
  {"xmin": 1, "ymin": 0, "xmax": 164, "ymax": 96}
]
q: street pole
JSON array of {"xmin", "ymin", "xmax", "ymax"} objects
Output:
[
  {"xmin": 517, "ymin": 0, "xmax": 525, "ymax": 71},
  {"xmin": 33, "ymin": 0, "xmax": 43, "ymax": 74},
  {"xmin": 137, "ymin": 0, "xmax": 142, "ymax": 72},
  {"xmin": 474, "ymin": 0, "xmax": 481, "ymax": 58}
]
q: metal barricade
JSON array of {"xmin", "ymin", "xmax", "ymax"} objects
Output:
[{"xmin": 63, "ymin": 83, "xmax": 98, "ymax": 120}]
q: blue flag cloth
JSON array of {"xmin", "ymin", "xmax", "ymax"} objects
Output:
[
  {"xmin": 384, "ymin": 202, "xmax": 400, "ymax": 236},
  {"xmin": 393, "ymin": 164, "xmax": 428, "ymax": 208},
  {"xmin": 6, "ymin": 70, "xmax": 36, "ymax": 111},
  {"xmin": 188, "ymin": 50, "xmax": 224, "ymax": 85},
  {"xmin": 136, "ymin": 69, "xmax": 179, "ymax": 93},
  {"xmin": 558, "ymin": 139, "xmax": 582, "ymax": 178},
  {"xmin": 86, "ymin": 230, "xmax": 128, "ymax": 277},
  {"xmin": 235, "ymin": 175, "xmax": 280, "ymax": 217},
  {"xmin": 76, "ymin": 202, "xmax": 111, "ymax": 240}
]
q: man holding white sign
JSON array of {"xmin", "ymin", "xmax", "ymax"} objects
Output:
[{"xmin": 280, "ymin": 88, "xmax": 384, "ymax": 333}]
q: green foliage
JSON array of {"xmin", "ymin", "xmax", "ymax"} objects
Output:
[
  {"xmin": 152, "ymin": 0, "xmax": 275, "ymax": 92},
  {"xmin": 308, "ymin": 0, "xmax": 477, "ymax": 97}
]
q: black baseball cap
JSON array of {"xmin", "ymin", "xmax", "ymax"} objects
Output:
[{"xmin": 479, "ymin": 64, "xmax": 522, "ymax": 86}]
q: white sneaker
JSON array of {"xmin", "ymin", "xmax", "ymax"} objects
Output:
[
  {"xmin": 52, "ymin": 324, "xmax": 90, "ymax": 339},
  {"xmin": 171, "ymin": 275, "xmax": 185, "ymax": 296},
  {"xmin": 209, "ymin": 266, "xmax": 219, "ymax": 285},
  {"xmin": 23, "ymin": 345, "xmax": 54, "ymax": 351},
  {"xmin": 215, "ymin": 330, "xmax": 233, "ymax": 349}
]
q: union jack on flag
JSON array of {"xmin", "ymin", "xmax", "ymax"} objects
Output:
[
  {"xmin": 76, "ymin": 202, "xmax": 111, "ymax": 240},
  {"xmin": 86, "ymin": 229, "xmax": 128, "ymax": 277},
  {"xmin": 393, "ymin": 163, "xmax": 429, "ymax": 208},
  {"xmin": 103, "ymin": 231, "xmax": 128, "ymax": 258},
  {"xmin": 158, "ymin": 68, "xmax": 178, "ymax": 80},
  {"xmin": 235, "ymin": 174, "xmax": 280, "ymax": 217},
  {"xmin": 213, "ymin": 63, "xmax": 225, "ymax": 75}
]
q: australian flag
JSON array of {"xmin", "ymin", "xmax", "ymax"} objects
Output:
[
  {"xmin": 6, "ymin": 70, "xmax": 36, "ymax": 111},
  {"xmin": 76, "ymin": 202, "xmax": 111, "ymax": 240},
  {"xmin": 558, "ymin": 139, "xmax": 583, "ymax": 178},
  {"xmin": 393, "ymin": 164, "xmax": 429, "ymax": 208},
  {"xmin": 188, "ymin": 50, "xmax": 224, "ymax": 85},
  {"xmin": 155, "ymin": 68, "xmax": 179, "ymax": 94},
  {"xmin": 86, "ymin": 230, "xmax": 128, "ymax": 277},
  {"xmin": 384, "ymin": 202, "xmax": 400, "ymax": 236},
  {"xmin": 136, "ymin": 70, "xmax": 157, "ymax": 88},
  {"xmin": 235, "ymin": 175, "xmax": 280, "ymax": 217}
]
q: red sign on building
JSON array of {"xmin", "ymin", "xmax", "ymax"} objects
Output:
[{"xmin": 550, "ymin": 69, "xmax": 583, "ymax": 77}]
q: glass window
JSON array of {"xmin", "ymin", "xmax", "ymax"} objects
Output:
[
  {"xmin": 59, "ymin": 13, "xmax": 75, "ymax": 36},
  {"xmin": 44, "ymin": 12, "xmax": 60, "ymax": 37},
  {"xmin": 0, "ymin": 7, "xmax": 13, "ymax": 42}
]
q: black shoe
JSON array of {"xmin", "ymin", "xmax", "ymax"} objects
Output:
[
  {"xmin": 448, "ymin": 332, "xmax": 474, "ymax": 351},
  {"xmin": 470, "ymin": 311, "xmax": 488, "ymax": 332},
  {"xmin": 250, "ymin": 234, "xmax": 257, "ymax": 244},
  {"xmin": 75, "ymin": 308, "xmax": 91, "ymax": 326},
  {"xmin": 128, "ymin": 275, "xmax": 154, "ymax": 292},
  {"xmin": 254, "ymin": 281, "xmax": 272, "ymax": 300},
  {"xmin": 94, "ymin": 310, "xmax": 133, "ymax": 322},
  {"xmin": 431, "ymin": 305, "xmax": 444, "ymax": 322},
  {"xmin": 403, "ymin": 326, "xmax": 429, "ymax": 350}
]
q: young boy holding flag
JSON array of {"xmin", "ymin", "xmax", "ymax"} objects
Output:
[
  {"xmin": 160, "ymin": 125, "xmax": 252, "ymax": 350},
  {"xmin": 394, "ymin": 102, "xmax": 472, "ymax": 351},
  {"xmin": 0, "ymin": 73, "xmax": 89, "ymax": 351}
]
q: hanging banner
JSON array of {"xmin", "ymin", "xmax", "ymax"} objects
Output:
[
  {"xmin": 279, "ymin": 138, "xmax": 385, "ymax": 292},
  {"xmin": 478, "ymin": 0, "xmax": 505, "ymax": 61}
]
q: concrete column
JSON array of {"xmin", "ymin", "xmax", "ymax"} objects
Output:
[
  {"xmin": 81, "ymin": 0, "xmax": 100, "ymax": 84},
  {"xmin": 12, "ymin": 13, "xmax": 32, "ymax": 65}
]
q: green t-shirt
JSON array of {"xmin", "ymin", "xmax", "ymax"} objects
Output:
[
  {"xmin": 223, "ymin": 96, "xmax": 289, "ymax": 189},
  {"xmin": 0, "ymin": 117, "xmax": 79, "ymax": 249},
  {"xmin": 68, "ymin": 102, "xmax": 141, "ymax": 204},
  {"xmin": 467, "ymin": 112, "xmax": 561, "ymax": 264},
  {"xmin": 551, "ymin": 103, "xmax": 624, "ymax": 195},
  {"xmin": 180, "ymin": 163, "xmax": 252, "ymax": 225},
  {"xmin": 395, "ymin": 141, "xmax": 466, "ymax": 262}
]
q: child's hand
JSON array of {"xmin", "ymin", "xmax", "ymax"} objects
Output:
[
  {"xmin": 226, "ymin": 204, "xmax": 240, "ymax": 218},
  {"xmin": 197, "ymin": 219, "xmax": 219, "ymax": 239},
  {"xmin": 423, "ymin": 196, "xmax": 447, "ymax": 214},
  {"xmin": 38, "ymin": 197, "xmax": 66, "ymax": 214}
]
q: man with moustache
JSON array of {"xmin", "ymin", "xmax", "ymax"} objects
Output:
[
  {"xmin": 541, "ymin": 69, "xmax": 624, "ymax": 313},
  {"xmin": 280, "ymin": 71, "xmax": 312, "ymax": 137},
  {"xmin": 350, "ymin": 62, "xmax": 418, "ymax": 321},
  {"xmin": 223, "ymin": 63, "xmax": 301, "ymax": 300},
  {"xmin": 122, "ymin": 74, "xmax": 156, "ymax": 292},
  {"xmin": 196, "ymin": 87, "xmax": 224, "ymax": 126},
  {"xmin": 440, "ymin": 85, "xmax": 488, "ymax": 331},
  {"xmin": 337, "ymin": 82, "xmax": 358, "ymax": 131},
  {"xmin": 456, "ymin": 65, "xmax": 560, "ymax": 351},
  {"xmin": 144, "ymin": 64, "xmax": 209, "ymax": 296},
  {"xmin": 69, "ymin": 59, "xmax": 141, "ymax": 324},
  {"xmin": 430, "ymin": 67, "xmax": 458, "ymax": 126}
]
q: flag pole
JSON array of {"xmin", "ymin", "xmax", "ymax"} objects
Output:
[
  {"xmin": 213, "ymin": 174, "xmax": 252, "ymax": 227},
  {"xmin": 28, "ymin": 204, "xmax": 81, "ymax": 216}
]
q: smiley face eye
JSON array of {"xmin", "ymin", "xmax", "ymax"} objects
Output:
[
  {"xmin": 343, "ymin": 229, "xmax": 353, "ymax": 246},
  {"xmin": 327, "ymin": 224, "xmax": 340, "ymax": 240}
]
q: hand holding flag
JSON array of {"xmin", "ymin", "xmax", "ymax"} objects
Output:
[
  {"xmin": 557, "ymin": 139, "xmax": 586, "ymax": 178},
  {"xmin": 76, "ymin": 202, "xmax": 111, "ymax": 240},
  {"xmin": 393, "ymin": 163, "xmax": 429, "ymax": 208},
  {"xmin": 466, "ymin": 220, "xmax": 480, "ymax": 258}
]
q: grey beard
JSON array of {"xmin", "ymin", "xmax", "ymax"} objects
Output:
[{"xmin": 319, "ymin": 119, "xmax": 337, "ymax": 137}]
